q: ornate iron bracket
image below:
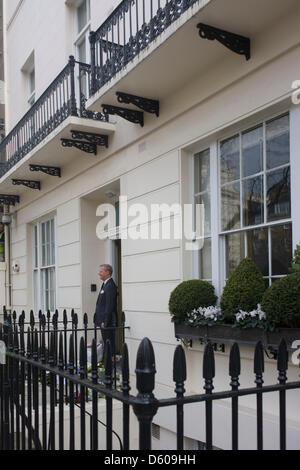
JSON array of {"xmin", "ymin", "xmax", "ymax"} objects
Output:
[
  {"xmin": 197, "ymin": 23, "xmax": 251, "ymax": 61},
  {"xmin": 116, "ymin": 92, "xmax": 160, "ymax": 117},
  {"xmin": 0, "ymin": 194, "xmax": 20, "ymax": 205},
  {"xmin": 29, "ymin": 164, "xmax": 61, "ymax": 178},
  {"xmin": 12, "ymin": 179, "xmax": 41, "ymax": 190},
  {"xmin": 70, "ymin": 130, "xmax": 109, "ymax": 148},
  {"xmin": 61, "ymin": 139, "xmax": 97, "ymax": 155},
  {"xmin": 102, "ymin": 104, "xmax": 144, "ymax": 127}
]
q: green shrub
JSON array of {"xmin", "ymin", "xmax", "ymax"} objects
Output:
[
  {"xmin": 289, "ymin": 244, "xmax": 300, "ymax": 277},
  {"xmin": 169, "ymin": 280, "xmax": 217, "ymax": 324},
  {"xmin": 261, "ymin": 274, "xmax": 300, "ymax": 328},
  {"xmin": 220, "ymin": 258, "xmax": 266, "ymax": 323}
]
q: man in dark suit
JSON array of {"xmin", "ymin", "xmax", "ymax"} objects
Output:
[{"xmin": 95, "ymin": 264, "xmax": 118, "ymax": 358}]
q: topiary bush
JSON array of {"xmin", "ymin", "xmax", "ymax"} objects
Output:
[
  {"xmin": 289, "ymin": 244, "xmax": 300, "ymax": 277},
  {"xmin": 169, "ymin": 280, "xmax": 217, "ymax": 324},
  {"xmin": 220, "ymin": 258, "xmax": 266, "ymax": 323},
  {"xmin": 261, "ymin": 274, "xmax": 300, "ymax": 328}
]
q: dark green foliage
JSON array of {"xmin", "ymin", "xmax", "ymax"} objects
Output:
[
  {"xmin": 261, "ymin": 274, "xmax": 300, "ymax": 328},
  {"xmin": 220, "ymin": 258, "xmax": 266, "ymax": 322},
  {"xmin": 289, "ymin": 244, "xmax": 300, "ymax": 276},
  {"xmin": 169, "ymin": 280, "xmax": 217, "ymax": 323}
]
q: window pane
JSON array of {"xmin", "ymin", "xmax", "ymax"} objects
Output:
[
  {"xmin": 242, "ymin": 126, "xmax": 263, "ymax": 177},
  {"xmin": 51, "ymin": 219, "xmax": 55, "ymax": 244},
  {"xmin": 78, "ymin": 0, "xmax": 88, "ymax": 33},
  {"xmin": 266, "ymin": 114, "xmax": 289, "ymax": 170},
  {"xmin": 221, "ymin": 182, "xmax": 240, "ymax": 231},
  {"xmin": 243, "ymin": 175, "xmax": 264, "ymax": 226},
  {"xmin": 44, "ymin": 269, "xmax": 50, "ymax": 311},
  {"xmin": 78, "ymin": 38, "xmax": 86, "ymax": 63},
  {"xmin": 34, "ymin": 270, "xmax": 39, "ymax": 311},
  {"xmin": 195, "ymin": 192, "xmax": 211, "ymax": 237},
  {"xmin": 80, "ymin": 73, "xmax": 88, "ymax": 101},
  {"xmin": 41, "ymin": 271, "xmax": 45, "ymax": 311},
  {"xmin": 41, "ymin": 224, "xmax": 46, "ymax": 267},
  {"xmin": 51, "ymin": 220, "xmax": 55, "ymax": 265},
  {"xmin": 271, "ymin": 223, "xmax": 292, "ymax": 276},
  {"xmin": 267, "ymin": 167, "xmax": 290, "ymax": 222},
  {"xmin": 34, "ymin": 226, "xmax": 38, "ymax": 268},
  {"xmin": 50, "ymin": 290, "xmax": 55, "ymax": 313},
  {"xmin": 50, "ymin": 268, "xmax": 56, "ymax": 312},
  {"xmin": 29, "ymin": 69, "xmax": 35, "ymax": 94},
  {"xmin": 198, "ymin": 238, "xmax": 212, "ymax": 280},
  {"xmin": 220, "ymin": 135, "xmax": 240, "ymax": 184},
  {"xmin": 247, "ymin": 228, "xmax": 269, "ymax": 276},
  {"xmin": 45, "ymin": 221, "xmax": 50, "ymax": 265},
  {"xmin": 41, "ymin": 222, "xmax": 45, "ymax": 244},
  {"xmin": 226, "ymin": 232, "xmax": 245, "ymax": 277},
  {"xmin": 194, "ymin": 149, "xmax": 210, "ymax": 194}
]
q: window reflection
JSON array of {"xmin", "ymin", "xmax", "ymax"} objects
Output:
[
  {"xmin": 267, "ymin": 167, "xmax": 290, "ymax": 222},
  {"xmin": 266, "ymin": 114, "xmax": 290, "ymax": 170},
  {"xmin": 242, "ymin": 126, "xmax": 263, "ymax": 177},
  {"xmin": 195, "ymin": 193, "xmax": 211, "ymax": 237},
  {"xmin": 243, "ymin": 176, "xmax": 264, "ymax": 226},
  {"xmin": 199, "ymin": 238, "xmax": 212, "ymax": 280},
  {"xmin": 271, "ymin": 224, "xmax": 292, "ymax": 276},
  {"xmin": 220, "ymin": 135, "xmax": 240, "ymax": 184},
  {"xmin": 226, "ymin": 232, "xmax": 245, "ymax": 277},
  {"xmin": 194, "ymin": 149, "xmax": 212, "ymax": 280},
  {"xmin": 247, "ymin": 228, "xmax": 269, "ymax": 277},
  {"xmin": 221, "ymin": 183, "xmax": 240, "ymax": 231},
  {"xmin": 194, "ymin": 149, "xmax": 210, "ymax": 194}
]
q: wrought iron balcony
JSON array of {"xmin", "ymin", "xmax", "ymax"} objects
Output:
[
  {"xmin": 89, "ymin": 0, "xmax": 199, "ymax": 95},
  {"xmin": 0, "ymin": 57, "xmax": 108, "ymax": 179}
]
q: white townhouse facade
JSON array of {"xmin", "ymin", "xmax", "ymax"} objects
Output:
[{"xmin": 1, "ymin": 0, "xmax": 300, "ymax": 450}]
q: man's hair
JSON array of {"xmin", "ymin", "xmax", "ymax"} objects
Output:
[{"xmin": 100, "ymin": 264, "xmax": 113, "ymax": 276}]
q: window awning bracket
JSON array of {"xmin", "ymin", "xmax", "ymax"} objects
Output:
[
  {"xmin": 116, "ymin": 92, "xmax": 159, "ymax": 117},
  {"xmin": 29, "ymin": 165, "xmax": 61, "ymax": 178},
  {"xmin": 102, "ymin": 104, "xmax": 144, "ymax": 127},
  {"xmin": 0, "ymin": 194, "xmax": 20, "ymax": 206},
  {"xmin": 12, "ymin": 179, "xmax": 41, "ymax": 190},
  {"xmin": 197, "ymin": 23, "xmax": 251, "ymax": 61}
]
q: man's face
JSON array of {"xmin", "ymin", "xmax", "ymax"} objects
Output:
[
  {"xmin": 0, "ymin": 224, "xmax": 3, "ymax": 232},
  {"xmin": 99, "ymin": 266, "xmax": 109, "ymax": 281}
]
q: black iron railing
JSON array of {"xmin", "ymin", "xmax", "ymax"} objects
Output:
[
  {"xmin": 0, "ymin": 307, "xmax": 299, "ymax": 450},
  {"xmin": 0, "ymin": 57, "xmax": 108, "ymax": 179},
  {"xmin": 90, "ymin": 0, "xmax": 199, "ymax": 95},
  {"xmin": 0, "ymin": 308, "xmax": 126, "ymax": 391}
]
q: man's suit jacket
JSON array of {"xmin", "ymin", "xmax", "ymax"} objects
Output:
[{"xmin": 95, "ymin": 278, "xmax": 118, "ymax": 328}]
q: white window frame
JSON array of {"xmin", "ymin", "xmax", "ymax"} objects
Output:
[
  {"xmin": 192, "ymin": 108, "xmax": 292, "ymax": 296},
  {"xmin": 192, "ymin": 146, "xmax": 213, "ymax": 283},
  {"xmin": 33, "ymin": 217, "xmax": 57, "ymax": 313},
  {"xmin": 74, "ymin": 0, "xmax": 91, "ymax": 63}
]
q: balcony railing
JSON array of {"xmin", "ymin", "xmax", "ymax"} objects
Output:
[
  {"xmin": 0, "ymin": 57, "xmax": 108, "ymax": 179},
  {"xmin": 90, "ymin": 0, "xmax": 199, "ymax": 95}
]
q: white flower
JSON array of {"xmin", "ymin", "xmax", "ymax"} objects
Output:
[
  {"xmin": 234, "ymin": 304, "xmax": 266, "ymax": 322},
  {"xmin": 186, "ymin": 305, "xmax": 222, "ymax": 322}
]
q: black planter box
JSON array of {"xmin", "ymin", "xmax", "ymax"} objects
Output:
[{"xmin": 174, "ymin": 323, "xmax": 300, "ymax": 350}]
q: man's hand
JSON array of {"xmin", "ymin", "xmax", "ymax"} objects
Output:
[{"xmin": 101, "ymin": 323, "xmax": 105, "ymax": 329}]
